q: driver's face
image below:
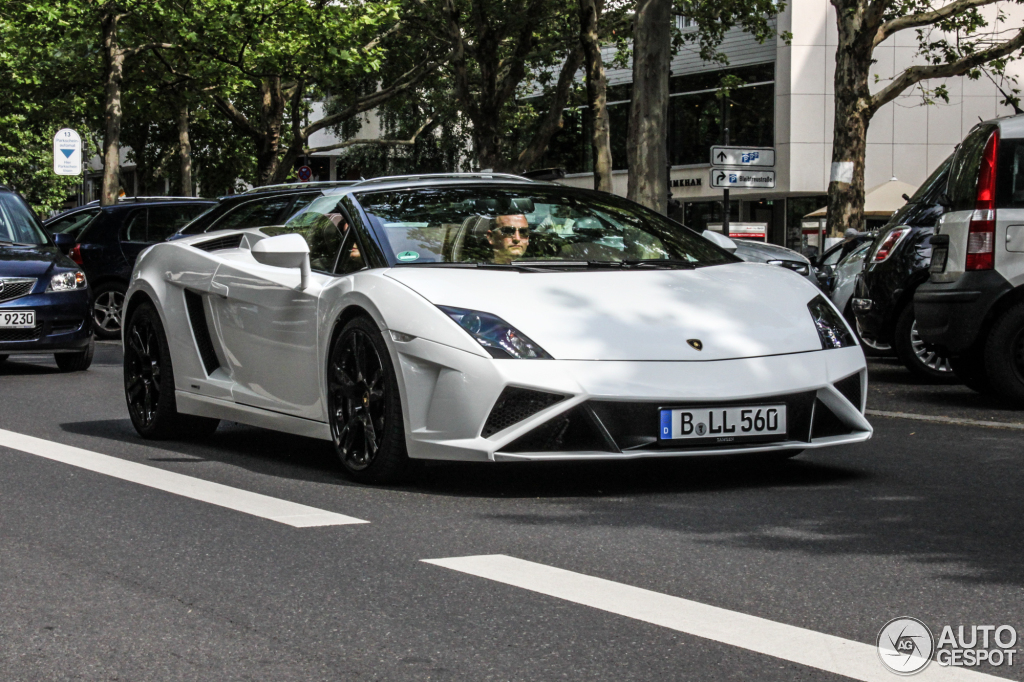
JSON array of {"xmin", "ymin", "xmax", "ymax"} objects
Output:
[{"xmin": 487, "ymin": 214, "xmax": 530, "ymax": 263}]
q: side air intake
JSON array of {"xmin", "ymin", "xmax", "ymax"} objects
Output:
[
  {"xmin": 482, "ymin": 387, "xmax": 566, "ymax": 437},
  {"xmin": 183, "ymin": 289, "xmax": 220, "ymax": 375},
  {"xmin": 192, "ymin": 234, "xmax": 244, "ymax": 252}
]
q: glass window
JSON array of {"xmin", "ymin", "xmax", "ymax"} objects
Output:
[
  {"xmin": 996, "ymin": 138, "xmax": 1024, "ymax": 209},
  {"xmin": 123, "ymin": 210, "xmax": 148, "ymax": 242},
  {"xmin": 264, "ymin": 198, "xmax": 346, "ymax": 273},
  {"xmin": 213, "ymin": 197, "xmax": 292, "ymax": 231},
  {"xmin": 48, "ymin": 209, "xmax": 99, "ymax": 236},
  {"xmin": 336, "ymin": 230, "xmax": 366, "ymax": 274},
  {"xmin": 148, "ymin": 205, "xmax": 210, "ymax": 242},
  {"xmin": 0, "ymin": 193, "xmax": 49, "ymax": 245},
  {"xmin": 947, "ymin": 124, "xmax": 996, "ymax": 212},
  {"xmin": 358, "ymin": 186, "xmax": 737, "ymax": 267}
]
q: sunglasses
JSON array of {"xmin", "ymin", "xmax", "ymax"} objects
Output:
[{"xmin": 495, "ymin": 226, "xmax": 531, "ymax": 237}]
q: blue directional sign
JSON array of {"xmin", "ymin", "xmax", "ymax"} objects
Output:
[{"xmin": 711, "ymin": 146, "xmax": 775, "ymax": 168}]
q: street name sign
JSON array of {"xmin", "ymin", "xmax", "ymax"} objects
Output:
[
  {"xmin": 709, "ymin": 169, "xmax": 776, "ymax": 189},
  {"xmin": 53, "ymin": 128, "xmax": 82, "ymax": 176},
  {"xmin": 710, "ymin": 146, "xmax": 775, "ymax": 168}
]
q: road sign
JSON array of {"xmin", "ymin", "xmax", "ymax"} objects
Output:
[
  {"xmin": 297, "ymin": 165, "xmax": 313, "ymax": 182},
  {"xmin": 53, "ymin": 128, "xmax": 82, "ymax": 176},
  {"xmin": 709, "ymin": 169, "xmax": 776, "ymax": 189},
  {"xmin": 711, "ymin": 146, "xmax": 775, "ymax": 168}
]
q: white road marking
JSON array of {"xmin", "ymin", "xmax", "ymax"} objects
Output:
[
  {"xmin": 866, "ymin": 409, "xmax": 1024, "ymax": 431},
  {"xmin": 0, "ymin": 428, "xmax": 367, "ymax": 527},
  {"xmin": 423, "ymin": 555, "xmax": 1004, "ymax": 682}
]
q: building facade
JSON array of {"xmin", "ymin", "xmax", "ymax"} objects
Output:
[{"xmin": 555, "ymin": 0, "xmax": 1021, "ymax": 249}]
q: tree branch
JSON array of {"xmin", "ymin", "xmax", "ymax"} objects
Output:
[
  {"xmin": 874, "ymin": 0, "xmax": 1000, "ymax": 47},
  {"xmin": 122, "ymin": 42, "xmax": 177, "ymax": 58},
  {"xmin": 300, "ymin": 52, "xmax": 450, "ymax": 139},
  {"xmin": 210, "ymin": 94, "xmax": 261, "ymax": 139},
  {"xmin": 304, "ymin": 114, "xmax": 436, "ymax": 154},
  {"xmin": 515, "ymin": 45, "xmax": 585, "ymax": 172},
  {"xmin": 871, "ymin": 26, "xmax": 1024, "ymax": 110}
]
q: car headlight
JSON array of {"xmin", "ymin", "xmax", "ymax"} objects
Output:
[
  {"xmin": 807, "ymin": 295, "xmax": 855, "ymax": 349},
  {"xmin": 766, "ymin": 259, "xmax": 810, "ymax": 276},
  {"xmin": 438, "ymin": 306, "xmax": 552, "ymax": 359},
  {"xmin": 48, "ymin": 270, "xmax": 87, "ymax": 292}
]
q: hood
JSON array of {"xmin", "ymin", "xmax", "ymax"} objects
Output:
[
  {"xmin": 0, "ymin": 244, "xmax": 70, "ymax": 278},
  {"xmin": 385, "ymin": 263, "xmax": 825, "ymax": 361}
]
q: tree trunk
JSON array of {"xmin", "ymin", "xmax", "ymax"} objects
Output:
[
  {"xmin": 100, "ymin": 11, "xmax": 125, "ymax": 206},
  {"xmin": 826, "ymin": 1, "xmax": 875, "ymax": 236},
  {"xmin": 255, "ymin": 77, "xmax": 286, "ymax": 186},
  {"xmin": 178, "ymin": 101, "xmax": 193, "ymax": 196},
  {"xmin": 474, "ymin": 107, "xmax": 504, "ymax": 171},
  {"xmin": 580, "ymin": 0, "xmax": 612, "ymax": 193},
  {"xmin": 626, "ymin": 0, "xmax": 671, "ymax": 213}
]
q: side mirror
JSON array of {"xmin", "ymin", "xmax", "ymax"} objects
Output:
[
  {"xmin": 251, "ymin": 233, "xmax": 311, "ymax": 289},
  {"xmin": 52, "ymin": 232, "xmax": 74, "ymax": 255},
  {"xmin": 702, "ymin": 229, "xmax": 738, "ymax": 253}
]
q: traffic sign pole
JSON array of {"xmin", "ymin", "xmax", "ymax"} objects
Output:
[{"xmin": 722, "ymin": 126, "xmax": 730, "ymax": 237}]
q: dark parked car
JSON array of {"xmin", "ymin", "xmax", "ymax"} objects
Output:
[
  {"xmin": 852, "ymin": 154, "xmax": 952, "ymax": 379},
  {"xmin": 64, "ymin": 198, "xmax": 214, "ymax": 338},
  {"xmin": 0, "ymin": 186, "xmax": 93, "ymax": 371},
  {"xmin": 170, "ymin": 181, "xmax": 356, "ymax": 239},
  {"xmin": 813, "ymin": 233, "xmax": 875, "ymax": 291}
]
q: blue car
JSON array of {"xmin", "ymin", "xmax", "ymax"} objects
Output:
[{"xmin": 0, "ymin": 186, "xmax": 93, "ymax": 371}]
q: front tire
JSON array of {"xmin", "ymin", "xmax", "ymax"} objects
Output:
[
  {"xmin": 124, "ymin": 302, "xmax": 219, "ymax": 439},
  {"xmin": 327, "ymin": 316, "xmax": 409, "ymax": 484},
  {"xmin": 983, "ymin": 304, "xmax": 1024, "ymax": 404},
  {"xmin": 92, "ymin": 282, "xmax": 127, "ymax": 340},
  {"xmin": 894, "ymin": 304, "xmax": 954, "ymax": 381},
  {"xmin": 950, "ymin": 353, "xmax": 990, "ymax": 393},
  {"xmin": 55, "ymin": 339, "xmax": 95, "ymax": 372}
]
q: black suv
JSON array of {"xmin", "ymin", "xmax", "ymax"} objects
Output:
[
  {"xmin": 852, "ymin": 155, "xmax": 952, "ymax": 379},
  {"xmin": 56, "ymin": 198, "xmax": 215, "ymax": 338},
  {"xmin": 170, "ymin": 181, "xmax": 355, "ymax": 239}
]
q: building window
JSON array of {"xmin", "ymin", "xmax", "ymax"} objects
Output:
[{"xmin": 537, "ymin": 62, "xmax": 774, "ymax": 174}]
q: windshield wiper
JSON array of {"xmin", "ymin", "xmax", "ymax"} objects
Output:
[{"xmin": 621, "ymin": 259, "xmax": 697, "ymax": 269}]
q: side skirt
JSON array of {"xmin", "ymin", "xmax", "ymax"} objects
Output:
[{"xmin": 175, "ymin": 391, "xmax": 332, "ymax": 441}]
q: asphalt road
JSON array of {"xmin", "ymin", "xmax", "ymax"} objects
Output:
[{"xmin": 2, "ymin": 343, "xmax": 1022, "ymax": 681}]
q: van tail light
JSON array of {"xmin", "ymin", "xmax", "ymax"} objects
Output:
[
  {"xmin": 69, "ymin": 244, "xmax": 83, "ymax": 265},
  {"xmin": 871, "ymin": 227, "xmax": 910, "ymax": 263},
  {"xmin": 967, "ymin": 130, "xmax": 999, "ymax": 271}
]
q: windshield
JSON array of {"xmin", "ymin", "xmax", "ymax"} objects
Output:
[
  {"xmin": 356, "ymin": 186, "xmax": 736, "ymax": 268},
  {"xmin": 0, "ymin": 192, "xmax": 49, "ymax": 245}
]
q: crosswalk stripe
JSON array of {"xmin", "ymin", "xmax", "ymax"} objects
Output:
[
  {"xmin": 423, "ymin": 555, "xmax": 1004, "ymax": 682},
  {"xmin": 0, "ymin": 428, "xmax": 367, "ymax": 527}
]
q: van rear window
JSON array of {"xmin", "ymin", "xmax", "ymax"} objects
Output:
[
  {"xmin": 997, "ymin": 138, "xmax": 1024, "ymax": 209},
  {"xmin": 946, "ymin": 124, "xmax": 997, "ymax": 212}
]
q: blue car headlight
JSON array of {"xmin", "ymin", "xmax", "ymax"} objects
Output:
[
  {"xmin": 48, "ymin": 270, "xmax": 87, "ymax": 292},
  {"xmin": 438, "ymin": 306, "xmax": 552, "ymax": 359},
  {"xmin": 807, "ymin": 295, "xmax": 855, "ymax": 349}
]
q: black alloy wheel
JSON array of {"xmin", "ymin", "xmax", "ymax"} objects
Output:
[
  {"xmin": 983, "ymin": 303, "xmax": 1024, "ymax": 404},
  {"xmin": 124, "ymin": 302, "xmax": 219, "ymax": 439},
  {"xmin": 328, "ymin": 316, "xmax": 409, "ymax": 483}
]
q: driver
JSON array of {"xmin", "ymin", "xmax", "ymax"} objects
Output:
[{"xmin": 485, "ymin": 213, "xmax": 530, "ymax": 264}]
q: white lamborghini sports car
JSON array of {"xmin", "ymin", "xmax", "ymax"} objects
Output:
[{"xmin": 122, "ymin": 175, "xmax": 871, "ymax": 482}]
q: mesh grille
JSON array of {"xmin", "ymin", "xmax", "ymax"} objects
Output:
[
  {"xmin": 481, "ymin": 387, "xmax": 566, "ymax": 438},
  {"xmin": 0, "ymin": 278, "xmax": 36, "ymax": 303},
  {"xmin": 184, "ymin": 290, "xmax": 220, "ymax": 374},
  {"xmin": 193, "ymin": 234, "xmax": 244, "ymax": 252},
  {"xmin": 834, "ymin": 372, "xmax": 862, "ymax": 410},
  {"xmin": 0, "ymin": 324, "xmax": 42, "ymax": 342}
]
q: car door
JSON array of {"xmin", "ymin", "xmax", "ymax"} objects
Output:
[{"xmin": 208, "ymin": 218, "xmax": 345, "ymax": 419}]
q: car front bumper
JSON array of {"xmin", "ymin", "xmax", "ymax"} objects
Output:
[
  {"xmin": 390, "ymin": 339, "xmax": 871, "ymax": 462},
  {"xmin": 0, "ymin": 289, "xmax": 92, "ymax": 354}
]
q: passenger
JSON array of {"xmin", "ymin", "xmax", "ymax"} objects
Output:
[{"xmin": 486, "ymin": 214, "xmax": 531, "ymax": 264}]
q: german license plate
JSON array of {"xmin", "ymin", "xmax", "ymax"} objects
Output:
[
  {"xmin": 0, "ymin": 310, "xmax": 34, "ymax": 328},
  {"xmin": 659, "ymin": 404, "xmax": 787, "ymax": 444},
  {"xmin": 930, "ymin": 247, "xmax": 947, "ymax": 273}
]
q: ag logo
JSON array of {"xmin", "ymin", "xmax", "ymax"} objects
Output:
[
  {"xmin": 695, "ymin": 422, "xmax": 707, "ymax": 436},
  {"xmin": 877, "ymin": 617, "xmax": 933, "ymax": 675}
]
